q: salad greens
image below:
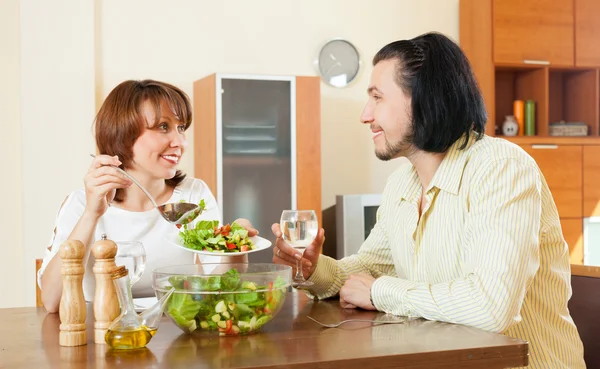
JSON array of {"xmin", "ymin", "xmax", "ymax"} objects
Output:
[
  {"xmin": 179, "ymin": 220, "xmax": 255, "ymax": 253},
  {"xmin": 165, "ymin": 268, "xmax": 288, "ymax": 335}
]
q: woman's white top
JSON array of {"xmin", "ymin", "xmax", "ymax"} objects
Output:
[{"xmin": 37, "ymin": 177, "xmax": 223, "ymax": 300}]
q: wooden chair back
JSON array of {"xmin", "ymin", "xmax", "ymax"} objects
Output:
[{"xmin": 35, "ymin": 259, "xmax": 43, "ymax": 307}]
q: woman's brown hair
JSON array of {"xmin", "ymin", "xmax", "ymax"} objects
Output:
[{"xmin": 94, "ymin": 79, "xmax": 192, "ymax": 202}]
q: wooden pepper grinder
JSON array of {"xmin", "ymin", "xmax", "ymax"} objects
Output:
[
  {"xmin": 59, "ymin": 240, "xmax": 87, "ymax": 347},
  {"xmin": 92, "ymin": 234, "xmax": 120, "ymax": 344}
]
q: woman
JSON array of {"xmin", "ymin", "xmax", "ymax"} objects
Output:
[{"xmin": 38, "ymin": 79, "xmax": 256, "ymax": 313}]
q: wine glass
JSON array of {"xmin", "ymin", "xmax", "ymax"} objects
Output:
[
  {"xmin": 280, "ymin": 210, "xmax": 318, "ymax": 288},
  {"xmin": 115, "ymin": 241, "xmax": 147, "ymax": 286}
]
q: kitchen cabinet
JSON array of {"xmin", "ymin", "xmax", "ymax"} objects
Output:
[
  {"xmin": 515, "ymin": 144, "xmax": 600, "ymax": 265},
  {"xmin": 518, "ymin": 145, "xmax": 586, "ymax": 265},
  {"xmin": 519, "ymin": 144, "xmax": 582, "ymax": 218},
  {"xmin": 562, "ymin": 218, "xmax": 583, "ymax": 265},
  {"xmin": 583, "ymin": 145, "xmax": 600, "ymax": 217},
  {"xmin": 193, "ymin": 74, "xmax": 321, "ymax": 263},
  {"xmin": 462, "ymin": 0, "xmax": 600, "ymax": 139},
  {"xmin": 461, "ymin": 0, "xmax": 600, "ymax": 266},
  {"xmin": 575, "ymin": 0, "xmax": 600, "ymax": 67},
  {"xmin": 493, "ymin": 0, "xmax": 574, "ymax": 66}
]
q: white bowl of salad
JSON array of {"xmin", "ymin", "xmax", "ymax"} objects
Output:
[
  {"xmin": 153, "ymin": 263, "xmax": 292, "ymax": 336},
  {"xmin": 166, "ymin": 221, "xmax": 272, "ymax": 256}
]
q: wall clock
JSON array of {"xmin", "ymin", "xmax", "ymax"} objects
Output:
[{"xmin": 315, "ymin": 39, "xmax": 361, "ymax": 88}]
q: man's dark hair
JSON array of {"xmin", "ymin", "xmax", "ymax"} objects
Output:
[{"xmin": 373, "ymin": 32, "xmax": 487, "ymax": 152}]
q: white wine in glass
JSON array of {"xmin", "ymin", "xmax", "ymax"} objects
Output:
[{"xmin": 280, "ymin": 210, "xmax": 318, "ymax": 288}]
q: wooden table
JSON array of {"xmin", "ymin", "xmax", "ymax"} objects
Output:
[{"xmin": 0, "ymin": 291, "xmax": 528, "ymax": 368}]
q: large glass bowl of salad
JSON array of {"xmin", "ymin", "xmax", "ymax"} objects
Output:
[{"xmin": 153, "ymin": 263, "xmax": 292, "ymax": 336}]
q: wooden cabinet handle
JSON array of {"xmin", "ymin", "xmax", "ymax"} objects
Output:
[
  {"xmin": 531, "ymin": 144, "xmax": 558, "ymax": 149},
  {"xmin": 523, "ymin": 59, "xmax": 550, "ymax": 65}
]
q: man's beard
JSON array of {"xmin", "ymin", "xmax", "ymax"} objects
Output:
[{"xmin": 375, "ymin": 130, "xmax": 415, "ymax": 161}]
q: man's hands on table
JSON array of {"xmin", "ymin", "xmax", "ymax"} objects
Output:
[
  {"xmin": 340, "ymin": 272, "xmax": 376, "ymax": 310},
  {"xmin": 271, "ymin": 223, "xmax": 376, "ymax": 311}
]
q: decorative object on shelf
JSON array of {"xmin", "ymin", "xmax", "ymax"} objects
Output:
[
  {"xmin": 513, "ymin": 100, "xmax": 524, "ymax": 136},
  {"xmin": 315, "ymin": 38, "xmax": 361, "ymax": 88},
  {"xmin": 502, "ymin": 115, "xmax": 519, "ymax": 136},
  {"xmin": 524, "ymin": 100, "xmax": 536, "ymax": 136},
  {"xmin": 549, "ymin": 121, "xmax": 589, "ymax": 136}
]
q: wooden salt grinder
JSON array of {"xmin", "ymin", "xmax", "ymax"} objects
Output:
[
  {"xmin": 59, "ymin": 240, "xmax": 87, "ymax": 347},
  {"xmin": 92, "ymin": 234, "xmax": 120, "ymax": 344}
]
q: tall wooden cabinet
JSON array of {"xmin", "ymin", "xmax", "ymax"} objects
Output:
[
  {"xmin": 193, "ymin": 74, "xmax": 321, "ymax": 263},
  {"xmin": 460, "ymin": 0, "xmax": 600, "ymax": 266}
]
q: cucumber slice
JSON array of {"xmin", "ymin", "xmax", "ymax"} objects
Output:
[{"xmin": 215, "ymin": 300, "xmax": 227, "ymax": 313}]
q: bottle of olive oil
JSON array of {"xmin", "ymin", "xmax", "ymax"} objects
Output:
[
  {"xmin": 104, "ymin": 266, "xmax": 156, "ymax": 350},
  {"xmin": 105, "ymin": 325, "xmax": 157, "ymax": 349}
]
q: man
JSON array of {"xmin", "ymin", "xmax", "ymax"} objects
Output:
[{"xmin": 272, "ymin": 32, "xmax": 585, "ymax": 368}]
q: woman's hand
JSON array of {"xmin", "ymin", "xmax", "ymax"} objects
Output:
[
  {"xmin": 233, "ymin": 218, "xmax": 259, "ymax": 237},
  {"xmin": 83, "ymin": 155, "xmax": 132, "ymax": 219},
  {"xmin": 271, "ymin": 223, "xmax": 324, "ymax": 280}
]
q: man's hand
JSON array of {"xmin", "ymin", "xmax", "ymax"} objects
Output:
[
  {"xmin": 340, "ymin": 272, "xmax": 377, "ymax": 310},
  {"xmin": 271, "ymin": 223, "xmax": 325, "ymax": 280}
]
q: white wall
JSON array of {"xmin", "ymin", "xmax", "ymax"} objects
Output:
[{"xmin": 1, "ymin": 0, "xmax": 458, "ymax": 307}]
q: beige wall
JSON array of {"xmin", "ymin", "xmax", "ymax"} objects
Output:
[
  {"xmin": 18, "ymin": 0, "xmax": 96, "ymax": 308},
  {"xmin": 97, "ymin": 0, "xmax": 459, "ymax": 205},
  {"xmin": 1, "ymin": 0, "xmax": 458, "ymax": 307},
  {"xmin": 0, "ymin": 0, "xmax": 24, "ymax": 308}
]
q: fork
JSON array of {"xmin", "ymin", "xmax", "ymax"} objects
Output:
[{"xmin": 307, "ymin": 315, "xmax": 407, "ymax": 328}]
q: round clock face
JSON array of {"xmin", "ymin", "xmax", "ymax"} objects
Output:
[{"xmin": 316, "ymin": 39, "xmax": 361, "ymax": 88}]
